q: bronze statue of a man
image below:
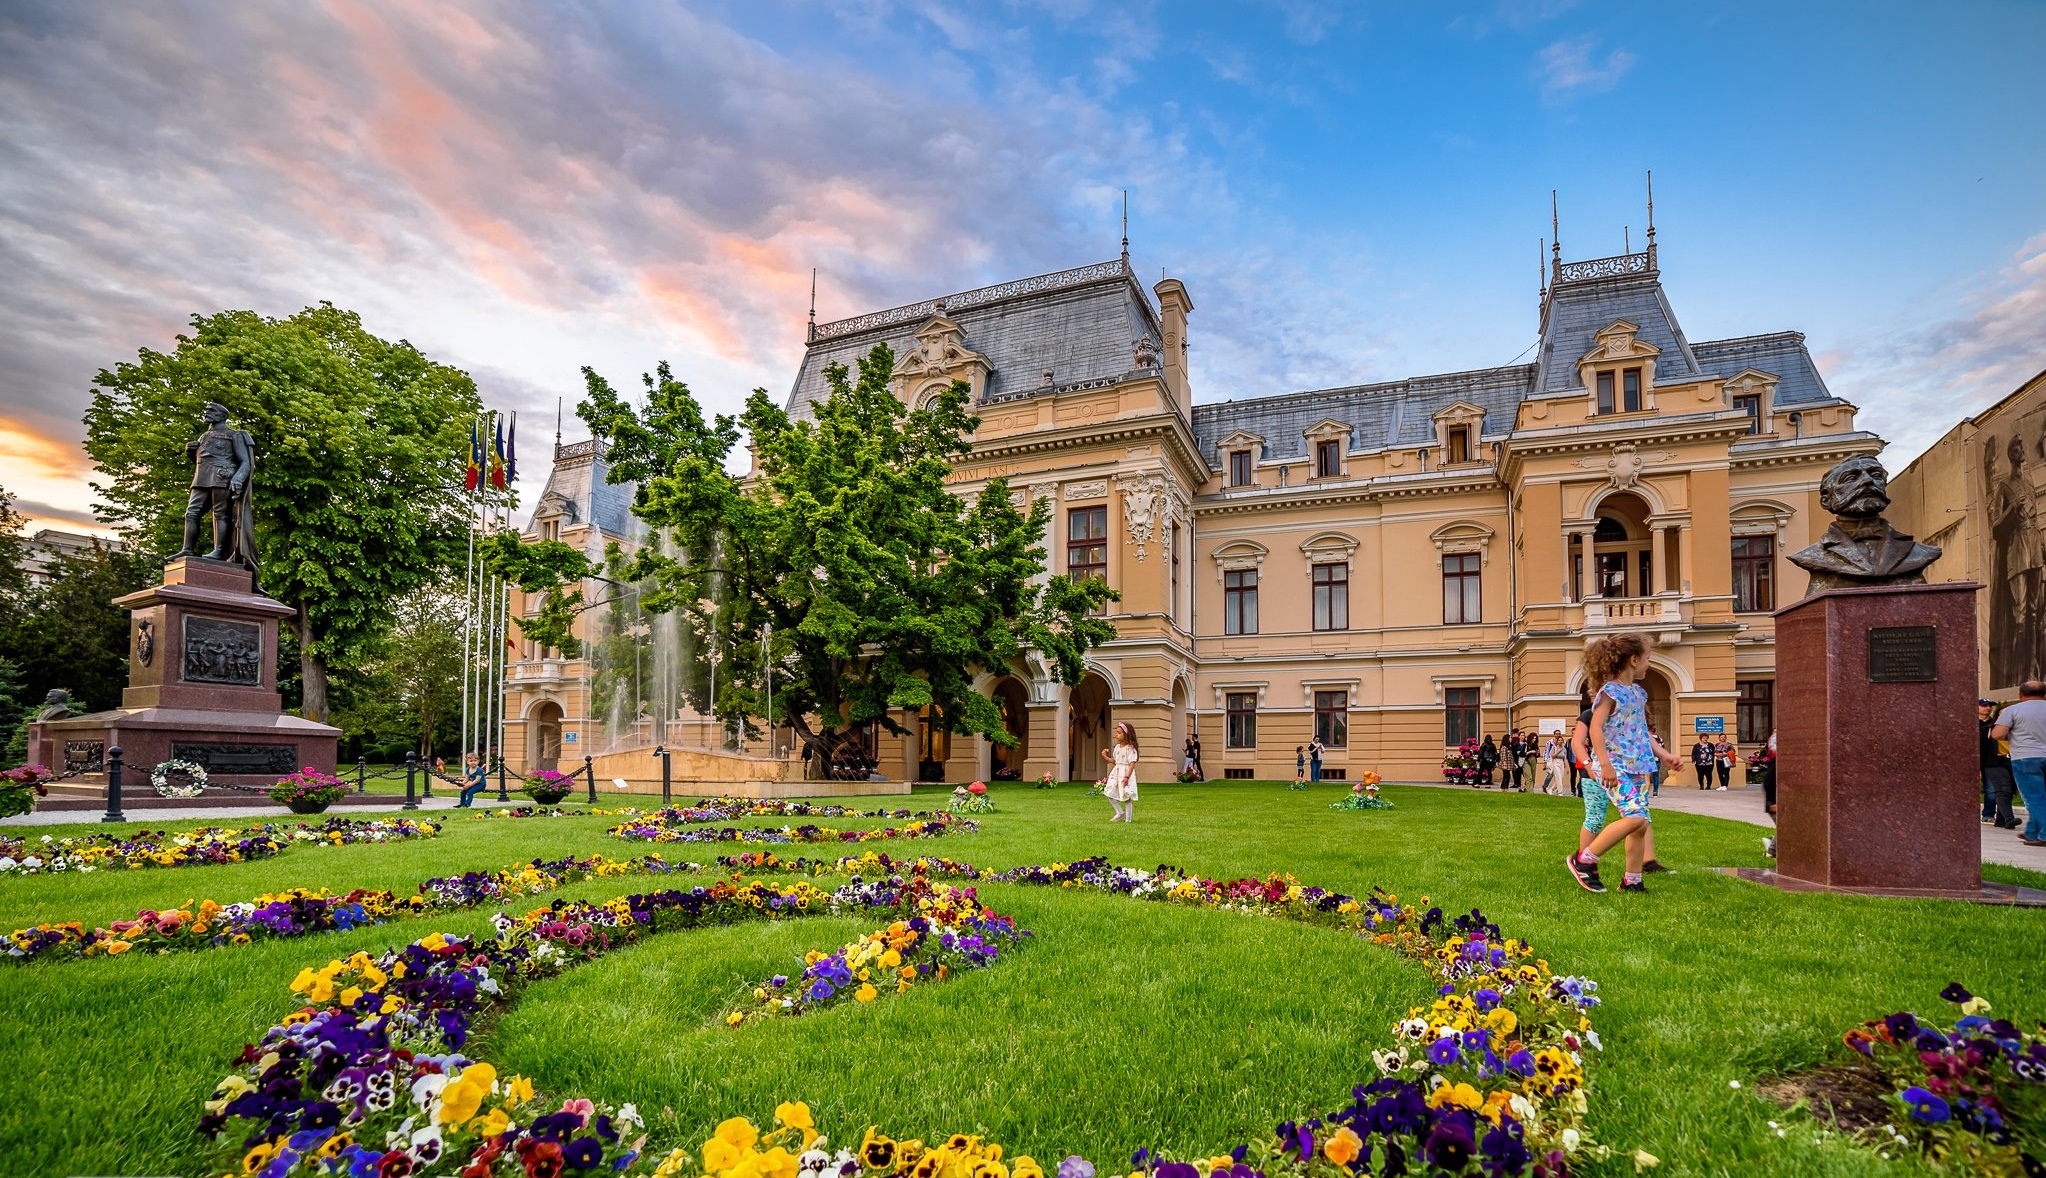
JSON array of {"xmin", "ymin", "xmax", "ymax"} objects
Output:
[
  {"xmin": 177, "ymin": 401, "xmax": 258, "ymax": 572},
  {"xmin": 1788, "ymin": 454, "xmax": 1940, "ymax": 593}
]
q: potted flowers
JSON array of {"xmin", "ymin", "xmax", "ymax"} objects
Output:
[
  {"xmin": 1441, "ymin": 739, "xmax": 1483, "ymax": 786},
  {"xmin": 1034, "ymin": 771, "xmax": 1058, "ymax": 790},
  {"xmin": 522, "ymin": 769, "xmax": 576, "ymax": 805},
  {"xmin": 266, "ymin": 767, "xmax": 350, "ymax": 815},
  {"xmin": 1331, "ymin": 771, "xmax": 1393, "ymax": 811},
  {"xmin": 948, "ymin": 780, "xmax": 995, "ymax": 814},
  {"xmin": 0, "ymin": 764, "xmax": 53, "ymax": 818}
]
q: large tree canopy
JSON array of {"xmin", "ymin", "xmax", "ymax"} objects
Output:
[
  {"xmin": 560, "ymin": 345, "xmax": 1115, "ymax": 762},
  {"xmin": 83, "ymin": 304, "xmax": 484, "ymax": 721}
]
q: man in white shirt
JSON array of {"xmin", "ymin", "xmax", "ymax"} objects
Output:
[{"xmin": 1989, "ymin": 679, "xmax": 2046, "ymax": 847}]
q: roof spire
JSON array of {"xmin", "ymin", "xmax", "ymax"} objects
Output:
[
  {"xmin": 1644, "ymin": 169, "xmax": 1657, "ymax": 268},
  {"xmin": 1550, "ymin": 190, "xmax": 1562, "ymax": 283},
  {"xmin": 806, "ymin": 269, "xmax": 818, "ymax": 343},
  {"xmin": 1120, "ymin": 189, "xmax": 1129, "ymax": 268},
  {"xmin": 555, "ymin": 396, "xmax": 562, "ymax": 451}
]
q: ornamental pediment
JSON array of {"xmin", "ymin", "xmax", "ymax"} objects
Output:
[
  {"xmin": 1430, "ymin": 400, "xmax": 1487, "ymax": 424},
  {"xmin": 1583, "ymin": 320, "xmax": 1661, "ymax": 365},
  {"xmin": 893, "ymin": 313, "xmax": 991, "ymax": 380}
]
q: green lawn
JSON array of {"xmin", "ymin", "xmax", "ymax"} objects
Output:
[{"xmin": 1, "ymin": 782, "xmax": 2040, "ymax": 1177}]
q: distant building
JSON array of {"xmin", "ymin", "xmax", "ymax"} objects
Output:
[
  {"xmin": 19, "ymin": 528, "xmax": 121, "ymax": 589},
  {"xmin": 503, "ymin": 223, "xmax": 1882, "ymax": 783},
  {"xmin": 1888, "ymin": 365, "xmax": 2046, "ymax": 699}
]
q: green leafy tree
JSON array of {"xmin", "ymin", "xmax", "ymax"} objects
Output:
[
  {"xmin": 0, "ymin": 485, "xmax": 25, "ymax": 602},
  {"xmin": 571, "ymin": 346, "xmax": 1116, "ymax": 765},
  {"xmin": 83, "ymin": 304, "xmax": 484, "ymax": 721},
  {"xmin": 329, "ymin": 586, "xmax": 465, "ymax": 759}
]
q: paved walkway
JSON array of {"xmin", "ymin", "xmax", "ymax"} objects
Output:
[
  {"xmin": 1, "ymin": 796, "xmax": 468, "ymax": 827},
  {"xmin": 1401, "ymin": 777, "xmax": 2046, "ymax": 873}
]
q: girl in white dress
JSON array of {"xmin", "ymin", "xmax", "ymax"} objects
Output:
[{"xmin": 1101, "ymin": 721, "xmax": 1140, "ymax": 822}]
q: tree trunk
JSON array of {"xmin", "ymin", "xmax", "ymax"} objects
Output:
[{"xmin": 297, "ymin": 608, "xmax": 329, "ymax": 723}]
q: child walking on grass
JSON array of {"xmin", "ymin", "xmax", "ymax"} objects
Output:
[
  {"xmin": 1292, "ymin": 746, "xmax": 1307, "ymax": 789},
  {"xmin": 1567, "ymin": 634, "xmax": 1681, "ymax": 893},
  {"xmin": 1102, "ymin": 721, "xmax": 1140, "ymax": 822}
]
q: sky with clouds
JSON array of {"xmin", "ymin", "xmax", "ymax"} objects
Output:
[{"xmin": 3, "ymin": 0, "xmax": 2043, "ymax": 533}]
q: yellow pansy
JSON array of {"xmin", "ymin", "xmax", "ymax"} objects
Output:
[
  {"xmin": 506, "ymin": 1075, "xmax": 535, "ymax": 1105},
  {"xmin": 703, "ymin": 1137, "xmax": 744, "ymax": 1172},
  {"xmin": 716, "ymin": 1116, "xmax": 761, "ymax": 1151}
]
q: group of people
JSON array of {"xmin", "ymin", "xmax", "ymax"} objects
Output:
[
  {"xmin": 1981, "ymin": 681, "xmax": 2046, "ymax": 847},
  {"xmin": 1469, "ymin": 732, "xmax": 1546, "ymax": 790},
  {"xmin": 1685, "ymin": 734, "xmax": 1742, "ymax": 791}
]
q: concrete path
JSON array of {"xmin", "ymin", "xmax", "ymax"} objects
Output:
[
  {"xmin": 1, "ymin": 795, "xmax": 468, "ymax": 827},
  {"xmin": 1400, "ymin": 777, "xmax": 2046, "ymax": 873}
]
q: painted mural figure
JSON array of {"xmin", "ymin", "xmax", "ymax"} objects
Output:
[{"xmin": 1987, "ymin": 434, "xmax": 2044, "ymax": 686}]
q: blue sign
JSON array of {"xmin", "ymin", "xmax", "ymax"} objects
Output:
[
  {"xmin": 1693, "ymin": 716, "xmax": 1725, "ymax": 734},
  {"xmin": 563, "ymin": 731, "xmax": 578, "ymax": 744}
]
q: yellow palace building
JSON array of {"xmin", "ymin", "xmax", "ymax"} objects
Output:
[{"xmin": 506, "ymin": 227, "xmax": 1877, "ymax": 785}]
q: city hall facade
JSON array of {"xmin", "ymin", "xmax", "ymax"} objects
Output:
[{"xmin": 507, "ymin": 235, "xmax": 1877, "ymax": 784}]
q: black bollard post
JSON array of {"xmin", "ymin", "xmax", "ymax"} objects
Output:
[
  {"xmin": 421, "ymin": 750, "xmax": 434, "ymax": 799},
  {"xmin": 659, "ymin": 746, "xmax": 672, "ymax": 805},
  {"xmin": 102, "ymin": 745, "xmax": 125, "ymax": 824},
  {"xmin": 496, "ymin": 754, "xmax": 509, "ymax": 803},
  {"xmin": 585, "ymin": 754, "xmax": 596, "ymax": 804},
  {"xmin": 357, "ymin": 755, "xmax": 367, "ymax": 793},
  {"xmin": 404, "ymin": 751, "xmax": 418, "ymax": 810}
]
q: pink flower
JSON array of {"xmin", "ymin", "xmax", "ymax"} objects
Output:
[
  {"xmin": 968, "ymin": 781, "xmax": 987, "ymax": 795},
  {"xmin": 560, "ymin": 1097, "xmax": 595, "ymax": 1126}
]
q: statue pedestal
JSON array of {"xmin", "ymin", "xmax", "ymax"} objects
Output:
[
  {"xmin": 1771, "ymin": 582, "xmax": 1982, "ymax": 897},
  {"xmin": 28, "ymin": 558, "xmax": 339, "ymax": 793}
]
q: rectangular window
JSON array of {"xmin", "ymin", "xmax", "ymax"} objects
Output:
[
  {"xmin": 1168, "ymin": 520, "xmax": 1181, "ymax": 623},
  {"xmin": 540, "ymin": 519, "xmax": 560, "ymax": 542},
  {"xmin": 1639, "ymin": 551, "xmax": 1653, "ymax": 597},
  {"xmin": 1225, "ymin": 692, "xmax": 1258, "ymax": 749},
  {"xmin": 1229, "ymin": 449, "xmax": 1252, "ymax": 487},
  {"xmin": 1622, "ymin": 367, "xmax": 1643, "ymax": 412},
  {"xmin": 1442, "ymin": 552, "xmax": 1482, "ymax": 623},
  {"xmin": 1314, "ymin": 690, "xmax": 1349, "ymax": 748},
  {"xmin": 1737, "ymin": 680, "xmax": 1774, "ymax": 745},
  {"xmin": 1312, "ymin": 562, "xmax": 1349, "ymax": 631},
  {"xmin": 1597, "ymin": 553, "xmax": 1628, "ymax": 598},
  {"xmin": 1445, "ymin": 687, "xmax": 1480, "ymax": 746},
  {"xmin": 1315, "ymin": 439, "xmax": 1341, "ymax": 478},
  {"xmin": 1067, "ymin": 506, "xmax": 1107, "ymax": 583},
  {"xmin": 1734, "ymin": 394, "xmax": 1762, "ymax": 434},
  {"xmin": 1224, "ymin": 767, "xmax": 1255, "ymax": 780},
  {"xmin": 1223, "ymin": 568, "xmax": 1258, "ymax": 635},
  {"xmin": 1732, "ymin": 535, "xmax": 1776, "ymax": 612},
  {"xmin": 1446, "ymin": 426, "xmax": 1470, "ymax": 464},
  {"xmin": 1596, "ymin": 370, "xmax": 1615, "ymax": 415}
]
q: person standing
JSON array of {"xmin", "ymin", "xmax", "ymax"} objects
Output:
[
  {"xmin": 1293, "ymin": 745, "xmax": 1306, "ymax": 789},
  {"xmin": 1990, "ymin": 680, "xmax": 2046, "ymax": 847},
  {"xmin": 1501, "ymin": 732, "xmax": 1521, "ymax": 790},
  {"xmin": 1308, "ymin": 737, "xmax": 1324, "ymax": 783},
  {"xmin": 1101, "ymin": 721, "xmax": 1141, "ymax": 822},
  {"xmin": 1761, "ymin": 728, "xmax": 1778, "ymax": 823},
  {"xmin": 1478, "ymin": 734, "xmax": 1500, "ymax": 787},
  {"xmin": 1981, "ymin": 700, "xmax": 2017, "ymax": 828},
  {"xmin": 1646, "ymin": 724, "xmax": 1664, "ymax": 797},
  {"xmin": 1181, "ymin": 734, "xmax": 1203, "ymax": 781},
  {"xmin": 1542, "ymin": 729, "xmax": 1568, "ymax": 795},
  {"xmin": 1712, "ymin": 736, "xmax": 1736, "ymax": 790},
  {"xmin": 1691, "ymin": 734, "xmax": 1715, "ymax": 790}
]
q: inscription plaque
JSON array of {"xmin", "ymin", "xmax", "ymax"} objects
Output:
[
  {"xmin": 63, "ymin": 741, "xmax": 105, "ymax": 773},
  {"xmin": 1868, "ymin": 625, "xmax": 1937, "ymax": 683},
  {"xmin": 182, "ymin": 616, "xmax": 264, "ymax": 686},
  {"xmin": 171, "ymin": 742, "xmax": 299, "ymax": 775}
]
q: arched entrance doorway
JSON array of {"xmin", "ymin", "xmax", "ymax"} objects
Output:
[
  {"xmin": 1586, "ymin": 493, "xmax": 1653, "ymax": 599},
  {"xmin": 1068, "ymin": 673, "xmax": 1112, "ymax": 781},
  {"xmin": 530, "ymin": 700, "xmax": 564, "ymax": 773},
  {"xmin": 992, "ymin": 677, "xmax": 1029, "ymax": 777},
  {"xmin": 1639, "ymin": 666, "xmax": 1673, "ymax": 749}
]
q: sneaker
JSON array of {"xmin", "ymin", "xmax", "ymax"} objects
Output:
[
  {"xmin": 1643, "ymin": 859, "xmax": 1672, "ymax": 873},
  {"xmin": 1763, "ymin": 836, "xmax": 1777, "ymax": 858},
  {"xmin": 1620, "ymin": 879, "xmax": 1647, "ymax": 893},
  {"xmin": 1716, "ymin": 785, "xmax": 1728, "ymax": 791},
  {"xmin": 1565, "ymin": 853, "xmax": 1606, "ymax": 893}
]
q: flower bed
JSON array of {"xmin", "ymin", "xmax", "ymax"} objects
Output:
[
  {"xmin": 466, "ymin": 805, "xmax": 652, "ymax": 820},
  {"xmin": 0, "ymin": 816, "xmax": 439, "ymax": 876},
  {"xmin": 522, "ymin": 769, "xmax": 578, "ymax": 804},
  {"xmin": 643, "ymin": 797, "xmax": 946, "ymax": 824},
  {"xmin": 1442, "ymin": 739, "xmax": 1484, "ymax": 785},
  {"xmin": 948, "ymin": 781, "xmax": 996, "ymax": 813},
  {"xmin": 195, "ymin": 855, "xmax": 1626, "ymax": 1177},
  {"xmin": 1827, "ymin": 983, "xmax": 2045, "ymax": 1171},
  {"xmin": 267, "ymin": 767, "xmax": 352, "ymax": 813},
  {"xmin": 1330, "ymin": 776, "xmax": 1394, "ymax": 811},
  {"xmin": 608, "ymin": 812, "xmax": 974, "ymax": 846},
  {"xmin": 727, "ymin": 881, "xmax": 1023, "ymax": 1024},
  {"xmin": 0, "ymin": 764, "xmax": 54, "ymax": 817}
]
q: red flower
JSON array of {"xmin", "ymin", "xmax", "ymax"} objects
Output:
[
  {"xmin": 967, "ymin": 781, "xmax": 987, "ymax": 795},
  {"xmin": 520, "ymin": 1140, "xmax": 566, "ymax": 1178}
]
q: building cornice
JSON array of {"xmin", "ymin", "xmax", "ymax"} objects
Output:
[{"xmin": 1192, "ymin": 467, "xmax": 1500, "ymax": 517}]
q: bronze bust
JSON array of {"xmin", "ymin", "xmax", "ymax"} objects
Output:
[{"xmin": 1788, "ymin": 454, "xmax": 1941, "ymax": 593}]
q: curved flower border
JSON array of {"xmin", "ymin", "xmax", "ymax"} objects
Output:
[
  {"xmin": 609, "ymin": 813, "xmax": 974, "ymax": 846},
  {"xmin": 150, "ymin": 757, "xmax": 209, "ymax": 798},
  {"xmin": 0, "ymin": 817, "xmax": 440, "ymax": 877},
  {"xmin": 197, "ymin": 856, "xmax": 1627, "ymax": 1177}
]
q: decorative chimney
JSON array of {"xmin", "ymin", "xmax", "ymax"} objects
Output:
[{"xmin": 1153, "ymin": 278, "xmax": 1193, "ymax": 403}]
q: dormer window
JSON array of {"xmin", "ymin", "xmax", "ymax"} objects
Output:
[
  {"xmin": 1446, "ymin": 427, "xmax": 1471, "ymax": 465},
  {"xmin": 1229, "ymin": 449, "xmax": 1253, "ymax": 487},
  {"xmin": 1733, "ymin": 393, "xmax": 1762, "ymax": 433},
  {"xmin": 540, "ymin": 518, "xmax": 561, "ymax": 543},
  {"xmin": 1315, "ymin": 439, "xmax": 1341, "ymax": 478},
  {"xmin": 1596, "ymin": 367, "xmax": 1644, "ymax": 414}
]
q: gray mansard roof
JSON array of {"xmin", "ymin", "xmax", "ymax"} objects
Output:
[
  {"xmin": 786, "ymin": 258, "xmax": 1162, "ymax": 419},
  {"xmin": 526, "ymin": 439, "xmax": 636, "ymax": 542},
  {"xmin": 1193, "ymin": 365, "xmax": 1534, "ymax": 462}
]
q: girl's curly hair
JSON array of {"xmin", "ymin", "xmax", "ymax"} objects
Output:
[{"xmin": 1582, "ymin": 633, "xmax": 1651, "ymax": 689}]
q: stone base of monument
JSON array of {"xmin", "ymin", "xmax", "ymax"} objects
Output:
[
  {"xmin": 1758, "ymin": 582, "xmax": 1984, "ymax": 899},
  {"xmin": 1713, "ymin": 867, "xmax": 2046, "ymax": 906},
  {"xmin": 26, "ymin": 557, "xmax": 340, "ymax": 799}
]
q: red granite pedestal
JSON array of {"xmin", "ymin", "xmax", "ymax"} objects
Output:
[
  {"xmin": 1771, "ymin": 582, "xmax": 1983, "ymax": 898},
  {"xmin": 28, "ymin": 557, "xmax": 339, "ymax": 795}
]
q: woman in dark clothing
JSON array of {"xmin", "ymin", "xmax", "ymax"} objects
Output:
[{"xmin": 1478, "ymin": 735, "xmax": 1500, "ymax": 786}]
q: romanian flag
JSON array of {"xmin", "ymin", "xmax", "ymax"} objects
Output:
[
  {"xmin": 507, "ymin": 413, "xmax": 517, "ymax": 483},
  {"xmin": 489, "ymin": 418, "xmax": 507, "ymax": 490},
  {"xmin": 464, "ymin": 420, "xmax": 481, "ymax": 491}
]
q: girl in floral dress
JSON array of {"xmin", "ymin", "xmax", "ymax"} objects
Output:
[
  {"xmin": 1565, "ymin": 635, "xmax": 1681, "ymax": 894},
  {"xmin": 1101, "ymin": 721, "xmax": 1140, "ymax": 822}
]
